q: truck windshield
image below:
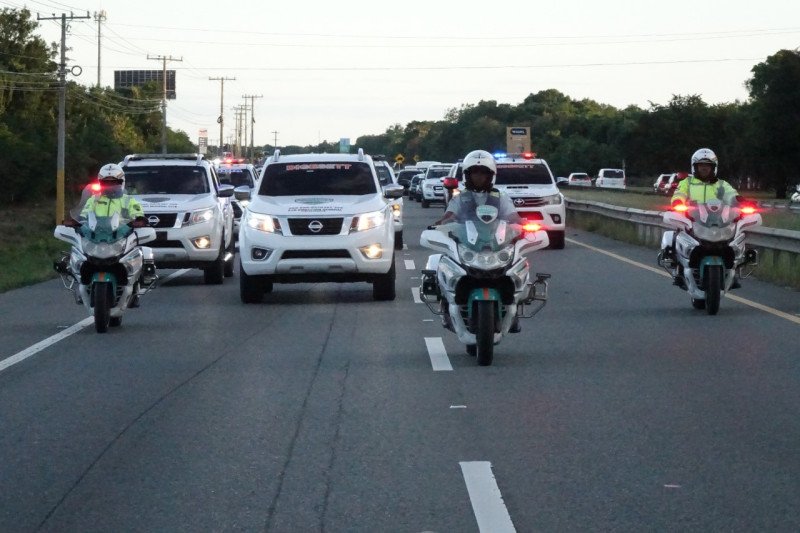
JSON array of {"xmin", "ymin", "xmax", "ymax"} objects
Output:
[
  {"xmin": 495, "ymin": 164, "xmax": 553, "ymax": 185},
  {"xmin": 124, "ymin": 166, "xmax": 209, "ymax": 195},
  {"xmin": 259, "ymin": 162, "xmax": 377, "ymax": 196}
]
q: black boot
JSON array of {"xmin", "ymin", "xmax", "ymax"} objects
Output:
[{"xmin": 509, "ymin": 317, "xmax": 521, "ymax": 333}]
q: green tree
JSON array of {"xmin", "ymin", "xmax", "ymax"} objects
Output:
[{"xmin": 746, "ymin": 49, "xmax": 800, "ymax": 198}]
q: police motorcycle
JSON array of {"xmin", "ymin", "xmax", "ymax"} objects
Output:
[
  {"xmin": 419, "ymin": 204, "xmax": 551, "ymax": 366},
  {"xmin": 53, "ymin": 190, "xmax": 158, "ymax": 333},
  {"xmin": 657, "ymin": 187, "xmax": 761, "ymax": 315}
]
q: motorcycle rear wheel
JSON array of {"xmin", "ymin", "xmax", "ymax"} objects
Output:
[
  {"xmin": 93, "ymin": 282, "xmax": 112, "ymax": 333},
  {"xmin": 705, "ymin": 265, "xmax": 722, "ymax": 315},
  {"xmin": 475, "ymin": 300, "xmax": 494, "ymax": 366}
]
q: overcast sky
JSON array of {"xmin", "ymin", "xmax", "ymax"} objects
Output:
[{"xmin": 10, "ymin": 0, "xmax": 800, "ymax": 148}]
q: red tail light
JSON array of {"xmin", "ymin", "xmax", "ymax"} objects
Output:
[{"xmin": 740, "ymin": 205, "xmax": 757, "ymax": 215}]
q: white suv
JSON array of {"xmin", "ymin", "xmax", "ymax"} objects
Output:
[
  {"xmin": 595, "ymin": 168, "xmax": 626, "ymax": 189},
  {"xmin": 494, "ymin": 153, "xmax": 566, "ymax": 249},
  {"xmin": 121, "ymin": 153, "xmax": 235, "ymax": 284},
  {"xmin": 236, "ymin": 149, "xmax": 404, "ymax": 303},
  {"xmin": 420, "ymin": 164, "xmax": 452, "ymax": 208}
]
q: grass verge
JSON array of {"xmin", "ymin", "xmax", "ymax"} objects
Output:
[{"xmin": 0, "ymin": 206, "xmax": 65, "ymax": 293}]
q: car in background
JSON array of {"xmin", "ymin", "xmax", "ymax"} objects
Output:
[
  {"xmin": 664, "ymin": 172, "xmax": 689, "ymax": 195},
  {"xmin": 216, "ymin": 159, "xmax": 258, "ymax": 238},
  {"xmin": 595, "ymin": 168, "xmax": 626, "ymax": 189},
  {"xmin": 409, "ymin": 174, "xmax": 425, "ymax": 201},
  {"xmin": 374, "ymin": 160, "xmax": 405, "ymax": 249},
  {"xmin": 419, "ymin": 164, "xmax": 452, "ymax": 208},
  {"xmin": 567, "ymin": 172, "xmax": 592, "ymax": 187},
  {"xmin": 494, "ymin": 153, "xmax": 566, "ymax": 249},
  {"xmin": 654, "ymin": 173, "xmax": 672, "ymax": 194},
  {"xmin": 396, "ymin": 167, "xmax": 422, "ymax": 193}
]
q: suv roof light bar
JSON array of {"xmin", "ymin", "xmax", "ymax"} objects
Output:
[
  {"xmin": 123, "ymin": 153, "xmax": 205, "ymax": 165},
  {"xmin": 357, "ymin": 147, "xmax": 364, "ymax": 161}
]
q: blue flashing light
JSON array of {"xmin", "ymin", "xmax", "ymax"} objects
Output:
[{"xmin": 493, "ymin": 152, "xmax": 507, "ymax": 159}]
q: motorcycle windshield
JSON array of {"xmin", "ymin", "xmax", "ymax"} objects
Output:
[
  {"xmin": 79, "ymin": 215, "xmax": 132, "ymax": 243},
  {"xmin": 439, "ymin": 209, "xmax": 522, "ymax": 252},
  {"xmin": 687, "ymin": 195, "xmax": 739, "ymax": 242}
]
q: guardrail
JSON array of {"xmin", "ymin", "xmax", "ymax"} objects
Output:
[{"xmin": 565, "ymin": 199, "xmax": 800, "ymax": 254}]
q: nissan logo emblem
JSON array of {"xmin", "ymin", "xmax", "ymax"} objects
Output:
[
  {"xmin": 147, "ymin": 215, "xmax": 160, "ymax": 226},
  {"xmin": 513, "ymin": 198, "xmax": 525, "ymax": 206},
  {"xmin": 308, "ymin": 220, "xmax": 323, "ymax": 233}
]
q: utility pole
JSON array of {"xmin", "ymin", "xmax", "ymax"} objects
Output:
[
  {"xmin": 38, "ymin": 11, "xmax": 90, "ymax": 225},
  {"xmin": 209, "ymin": 76, "xmax": 235, "ymax": 156},
  {"xmin": 272, "ymin": 131, "xmax": 279, "ymax": 150},
  {"xmin": 147, "ymin": 54, "xmax": 182, "ymax": 154},
  {"xmin": 233, "ymin": 105, "xmax": 246, "ymax": 157},
  {"xmin": 242, "ymin": 94, "xmax": 263, "ymax": 160},
  {"xmin": 94, "ymin": 10, "xmax": 106, "ymax": 87}
]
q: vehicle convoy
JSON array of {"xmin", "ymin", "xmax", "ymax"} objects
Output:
[
  {"xmin": 419, "ymin": 205, "xmax": 551, "ymax": 366},
  {"xmin": 235, "ymin": 149, "xmax": 404, "ymax": 303},
  {"xmin": 121, "ymin": 153, "xmax": 236, "ymax": 284},
  {"xmin": 419, "ymin": 164, "xmax": 453, "ymax": 208},
  {"xmin": 215, "ymin": 158, "xmax": 258, "ymax": 238},
  {"xmin": 657, "ymin": 191, "xmax": 761, "ymax": 315},
  {"xmin": 53, "ymin": 192, "xmax": 158, "ymax": 333}
]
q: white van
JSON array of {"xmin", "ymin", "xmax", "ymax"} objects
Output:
[{"xmin": 595, "ymin": 168, "xmax": 626, "ymax": 189}]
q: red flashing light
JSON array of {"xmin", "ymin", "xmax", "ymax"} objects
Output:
[
  {"xmin": 521, "ymin": 152, "xmax": 536, "ymax": 159},
  {"xmin": 672, "ymin": 203, "xmax": 689, "ymax": 213},
  {"xmin": 90, "ymin": 182, "xmax": 102, "ymax": 193},
  {"xmin": 741, "ymin": 205, "xmax": 757, "ymax": 215},
  {"xmin": 523, "ymin": 222, "xmax": 542, "ymax": 232}
]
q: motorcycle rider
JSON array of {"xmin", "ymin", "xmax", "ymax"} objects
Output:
[
  {"xmin": 663, "ymin": 148, "xmax": 744, "ymax": 288},
  {"xmin": 81, "ymin": 163, "xmax": 146, "ymax": 224},
  {"xmin": 432, "ymin": 149, "xmax": 524, "ymax": 333},
  {"xmin": 434, "ymin": 149, "xmax": 522, "ymax": 226}
]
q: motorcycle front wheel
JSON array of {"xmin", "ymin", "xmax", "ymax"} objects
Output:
[
  {"xmin": 475, "ymin": 300, "xmax": 494, "ymax": 366},
  {"xmin": 705, "ymin": 265, "xmax": 722, "ymax": 315},
  {"xmin": 92, "ymin": 282, "xmax": 112, "ymax": 333}
]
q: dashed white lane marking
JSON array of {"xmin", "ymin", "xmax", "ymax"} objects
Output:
[
  {"xmin": 411, "ymin": 287, "xmax": 422, "ymax": 304},
  {"xmin": 404, "ymin": 259, "xmax": 416, "ymax": 270},
  {"xmin": 423, "ymin": 319, "xmax": 434, "ymax": 322},
  {"xmin": 567, "ymin": 238, "xmax": 800, "ymax": 326},
  {"xmin": 0, "ymin": 269, "xmax": 191, "ymax": 374},
  {"xmin": 424, "ymin": 337, "xmax": 452, "ymax": 371},
  {"xmin": 450, "ymin": 405, "xmax": 467, "ymax": 409},
  {"xmin": 460, "ymin": 461, "xmax": 516, "ymax": 533},
  {"xmin": 0, "ymin": 317, "xmax": 93, "ymax": 374},
  {"xmin": 403, "ymin": 244, "xmax": 408, "ymax": 250}
]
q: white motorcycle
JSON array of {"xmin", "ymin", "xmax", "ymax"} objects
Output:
[
  {"xmin": 657, "ymin": 190, "xmax": 761, "ymax": 315},
  {"xmin": 419, "ymin": 205, "xmax": 551, "ymax": 366},
  {"xmin": 790, "ymin": 184, "xmax": 800, "ymax": 203},
  {"xmin": 54, "ymin": 200, "xmax": 158, "ymax": 333}
]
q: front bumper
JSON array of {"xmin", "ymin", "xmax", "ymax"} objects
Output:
[{"xmin": 147, "ymin": 218, "xmax": 223, "ymax": 265}]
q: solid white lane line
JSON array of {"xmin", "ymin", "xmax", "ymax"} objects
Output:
[
  {"xmin": 404, "ymin": 259, "xmax": 416, "ymax": 270},
  {"xmin": 567, "ymin": 238, "xmax": 800, "ymax": 326},
  {"xmin": 0, "ymin": 317, "xmax": 93, "ymax": 373},
  {"xmin": 0, "ymin": 269, "xmax": 193, "ymax": 375},
  {"xmin": 460, "ymin": 461, "xmax": 516, "ymax": 533},
  {"xmin": 424, "ymin": 337, "xmax": 452, "ymax": 371},
  {"xmin": 411, "ymin": 287, "xmax": 422, "ymax": 304}
]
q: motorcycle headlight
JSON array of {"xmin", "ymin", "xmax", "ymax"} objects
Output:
[
  {"xmin": 246, "ymin": 211, "xmax": 282, "ymax": 234},
  {"xmin": 458, "ymin": 244, "xmax": 515, "ymax": 269},
  {"xmin": 350, "ymin": 209, "xmax": 386, "ymax": 232},
  {"xmin": 186, "ymin": 208, "xmax": 215, "ymax": 226},
  {"xmin": 82, "ymin": 238, "xmax": 127, "ymax": 259}
]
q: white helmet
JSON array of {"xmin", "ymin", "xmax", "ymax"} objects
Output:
[
  {"xmin": 98, "ymin": 163, "xmax": 126, "ymax": 198},
  {"xmin": 691, "ymin": 148, "xmax": 718, "ymax": 178},
  {"xmin": 462, "ymin": 150, "xmax": 497, "ymax": 192}
]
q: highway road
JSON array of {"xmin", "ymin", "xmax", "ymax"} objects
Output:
[{"xmin": 1, "ymin": 198, "xmax": 799, "ymax": 532}]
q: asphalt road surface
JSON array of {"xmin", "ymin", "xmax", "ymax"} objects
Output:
[{"xmin": 1, "ymin": 197, "xmax": 799, "ymax": 532}]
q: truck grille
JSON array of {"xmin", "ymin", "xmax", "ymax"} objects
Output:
[
  {"xmin": 281, "ymin": 249, "xmax": 351, "ymax": 259},
  {"xmin": 287, "ymin": 218, "xmax": 343, "ymax": 236},
  {"xmin": 145, "ymin": 213, "xmax": 178, "ymax": 228},
  {"xmin": 511, "ymin": 197, "xmax": 547, "ymax": 208}
]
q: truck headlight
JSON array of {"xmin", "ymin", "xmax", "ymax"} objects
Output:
[
  {"xmin": 541, "ymin": 194, "xmax": 563, "ymax": 205},
  {"xmin": 246, "ymin": 212, "xmax": 282, "ymax": 234},
  {"xmin": 350, "ymin": 210, "xmax": 386, "ymax": 232},
  {"xmin": 187, "ymin": 208, "xmax": 215, "ymax": 225}
]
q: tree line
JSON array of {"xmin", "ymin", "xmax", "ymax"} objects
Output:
[{"xmin": 2, "ymin": 7, "xmax": 798, "ymax": 203}]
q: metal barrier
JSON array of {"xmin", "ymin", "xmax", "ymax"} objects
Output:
[{"xmin": 566, "ymin": 199, "xmax": 800, "ymax": 254}]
